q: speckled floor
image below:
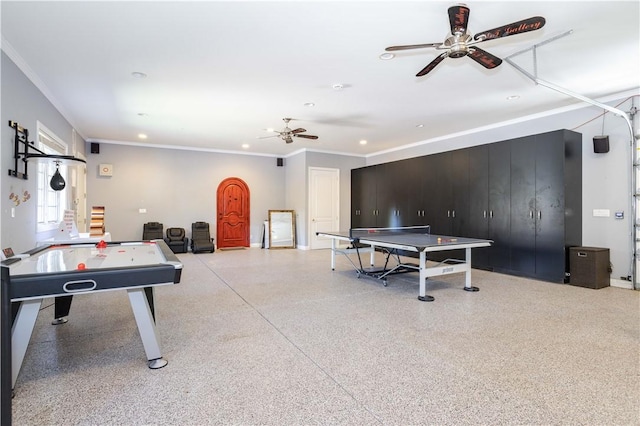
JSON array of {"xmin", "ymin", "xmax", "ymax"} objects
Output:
[{"xmin": 11, "ymin": 248, "xmax": 640, "ymax": 425}]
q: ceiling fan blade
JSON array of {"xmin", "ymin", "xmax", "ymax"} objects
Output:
[
  {"xmin": 385, "ymin": 43, "xmax": 441, "ymax": 52},
  {"xmin": 448, "ymin": 4, "xmax": 470, "ymax": 35},
  {"xmin": 467, "ymin": 47, "xmax": 502, "ymax": 69},
  {"xmin": 294, "ymin": 134, "xmax": 319, "ymax": 140},
  {"xmin": 473, "ymin": 16, "xmax": 546, "ymax": 41},
  {"xmin": 257, "ymin": 135, "xmax": 279, "ymax": 139},
  {"xmin": 416, "ymin": 53, "xmax": 447, "ymax": 77},
  {"xmin": 291, "ymin": 128, "xmax": 307, "ymax": 134}
]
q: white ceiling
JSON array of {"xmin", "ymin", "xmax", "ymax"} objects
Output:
[{"xmin": 2, "ymin": 1, "xmax": 639, "ymax": 157}]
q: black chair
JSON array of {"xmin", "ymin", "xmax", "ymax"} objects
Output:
[
  {"xmin": 142, "ymin": 222, "xmax": 164, "ymax": 240},
  {"xmin": 164, "ymin": 227, "xmax": 189, "ymax": 253},
  {"xmin": 191, "ymin": 222, "xmax": 215, "ymax": 253}
]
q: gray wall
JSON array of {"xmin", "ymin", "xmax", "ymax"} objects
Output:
[
  {"xmin": 1, "ymin": 51, "xmax": 86, "ymax": 253},
  {"xmin": 285, "ymin": 151, "xmax": 365, "ymax": 248},
  {"xmin": 85, "ymin": 143, "xmax": 286, "ymax": 245}
]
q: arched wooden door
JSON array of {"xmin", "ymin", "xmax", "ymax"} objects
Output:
[{"xmin": 216, "ymin": 177, "xmax": 250, "ymax": 249}]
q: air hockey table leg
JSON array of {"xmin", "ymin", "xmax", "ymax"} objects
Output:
[
  {"xmin": 52, "ymin": 295, "xmax": 73, "ymax": 325},
  {"xmin": 417, "ymin": 251, "xmax": 434, "ymax": 302},
  {"xmin": 12, "ymin": 299, "xmax": 42, "ymax": 388},
  {"xmin": 127, "ymin": 287, "xmax": 168, "ymax": 369},
  {"xmin": 463, "ymin": 247, "xmax": 479, "ymax": 292}
]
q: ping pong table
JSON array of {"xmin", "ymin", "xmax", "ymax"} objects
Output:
[{"xmin": 316, "ymin": 226, "xmax": 492, "ymax": 302}]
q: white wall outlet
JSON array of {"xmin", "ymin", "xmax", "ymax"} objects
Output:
[{"xmin": 139, "ymin": 208, "xmax": 147, "ymax": 214}]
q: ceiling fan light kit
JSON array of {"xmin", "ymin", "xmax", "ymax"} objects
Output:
[{"xmin": 385, "ymin": 4, "xmax": 546, "ymax": 76}]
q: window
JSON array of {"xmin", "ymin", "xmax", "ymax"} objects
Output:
[{"xmin": 36, "ymin": 122, "xmax": 68, "ymax": 231}]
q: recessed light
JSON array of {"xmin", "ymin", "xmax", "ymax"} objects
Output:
[
  {"xmin": 332, "ymin": 83, "xmax": 344, "ymax": 90},
  {"xmin": 359, "ymin": 140, "xmax": 367, "ymax": 145},
  {"xmin": 416, "ymin": 124, "xmax": 424, "ymax": 128},
  {"xmin": 506, "ymin": 95, "xmax": 520, "ymax": 101},
  {"xmin": 131, "ymin": 72, "xmax": 147, "ymax": 79},
  {"xmin": 379, "ymin": 52, "xmax": 395, "ymax": 60},
  {"xmin": 242, "ymin": 144, "xmax": 250, "ymax": 149},
  {"xmin": 304, "ymin": 102, "xmax": 315, "ymax": 107},
  {"xmin": 137, "ymin": 112, "xmax": 147, "ymax": 117},
  {"xmin": 138, "ymin": 133, "xmax": 148, "ymax": 139}
]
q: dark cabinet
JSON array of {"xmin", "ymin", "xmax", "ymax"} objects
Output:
[
  {"xmin": 349, "ymin": 129, "xmax": 581, "ymax": 283},
  {"xmin": 428, "ymin": 150, "xmax": 470, "ymax": 236},
  {"xmin": 385, "ymin": 160, "xmax": 412, "ymax": 228},
  {"xmin": 450, "ymin": 149, "xmax": 470, "ymax": 238},
  {"xmin": 468, "ymin": 145, "xmax": 489, "ymax": 268},
  {"xmin": 487, "ymin": 141, "xmax": 512, "ymax": 271},
  {"xmin": 405, "ymin": 157, "xmax": 431, "ymax": 226},
  {"xmin": 509, "ymin": 136, "xmax": 536, "ymax": 274},
  {"xmin": 508, "ymin": 131, "xmax": 582, "ymax": 281},
  {"xmin": 351, "ymin": 164, "xmax": 386, "ymax": 228}
]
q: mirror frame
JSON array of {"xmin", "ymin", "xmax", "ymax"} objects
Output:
[{"xmin": 268, "ymin": 210, "xmax": 296, "ymax": 249}]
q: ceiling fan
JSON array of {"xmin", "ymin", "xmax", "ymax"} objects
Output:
[
  {"xmin": 385, "ymin": 4, "xmax": 546, "ymax": 76},
  {"xmin": 261, "ymin": 118, "xmax": 319, "ymax": 144}
]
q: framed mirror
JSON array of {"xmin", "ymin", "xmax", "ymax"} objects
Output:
[{"xmin": 269, "ymin": 210, "xmax": 296, "ymax": 249}]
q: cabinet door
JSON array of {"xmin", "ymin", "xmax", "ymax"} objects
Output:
[
  {"xmin": 534, "ymin": 133, "xmax": 566, "ymax": 280},
  {"xmin": 468, "ymin": 145, "xmax": 489, "ymax": 268},
  {"xmin": 510, "ymin": 136, "xmax": 536, "ymax": 275},
  {"xmin": 488, "ymin": 141, "xmax": 511, "ymax": 271},
  {"xmin": 405, "ymin": 157, "xmax": 428, "ymax": 226},
  {"xmin": 385, "ymin": 161, "xmax": 410, "ymax": 227},
  {"xmin": 430, "ymin": 152, "xmax": 453, "ymax": 234},
  {"xmin": 351, "ymin": 168, "xmax": 364, "ymax": 228},
  {"xmin": 450, "ymin": 149, "xmax": 469, "ymax": 237},
  {"xmin": 359, "ymin": 165, "xmax": 380, "ymax": 227}
]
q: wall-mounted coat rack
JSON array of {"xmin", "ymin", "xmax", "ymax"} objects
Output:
[{"xmin": 7, "ymin": 120, "xmax": 86, "ymax": 181}]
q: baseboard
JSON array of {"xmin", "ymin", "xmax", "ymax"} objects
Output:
[{"xmin": 610, "ymin": 278, "xmax": 634, "ymax": 290}]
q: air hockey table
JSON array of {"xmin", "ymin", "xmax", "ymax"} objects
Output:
[
  {"xmin": 3, "ymin": 239, "xmax": 182, "ymax": 390},
  {"xmin": 317, "ymin": 227, "xmax": 492, "ymax": 302}
]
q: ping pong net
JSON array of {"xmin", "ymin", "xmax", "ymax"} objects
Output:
[{"xmin": 349, "ymin": 225, "xmax": 431, "ymax": 242}]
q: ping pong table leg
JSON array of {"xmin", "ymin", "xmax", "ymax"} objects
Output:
[
  {"xmin": 330, "ymin": 238, "xmax": 336, "ymax": 270},
  {"xmin": 417, "ymin": 251, "xmax": 434, "ymax": 302},
  {"xmin": 463, "ymin": 247, "xmax": 479, "ymax": 292},
  {"xmin": 11, "ymin": 299, "xmax": 42, "ymax": 388},
  {"xmin": 127, "ymin": 287, "xmax": 167, "ymax": 369}
]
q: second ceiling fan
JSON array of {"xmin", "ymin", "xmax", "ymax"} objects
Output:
[
  {"xmin": 261, "ymin": 118, "xmax": 319, "ymax": 144},
  {"xmin": 385, "ymin": 4, "xmax": 546, "ymax": 76}
]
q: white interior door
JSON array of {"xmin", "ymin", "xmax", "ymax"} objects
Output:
[{"xmin": 309, "ymin": 167, "xmax": 339, "ymax": 249}]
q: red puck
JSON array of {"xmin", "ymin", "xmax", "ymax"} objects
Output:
[{"xmin": 77, "ymin": 263, "xmax": 86, "ymax": 270}]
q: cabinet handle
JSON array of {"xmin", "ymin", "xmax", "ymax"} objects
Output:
[
  {"xmin": 537, "ymin": 210, "xmax": 542, "ymax": 220},
  {"xmin": 490, "ymin": 210, "xmax": 494, "ymax": 218},
  {"xmin": 529, "ymin": 211, "xmax": 534, "ymax": 219},
  {"xmin": 447, "ymin": 210, "xmax": 451, "ymax": 218},
  {"xmin": 483, "ymin": 210, "xmax": 487, "ymax": 218},
  {"xmin": 452, "ymin": 210, "xmax": 456, "ymax": 218},
  {"xmin": 417, "ymin": 210, "xmax": 420, "ymax": 217}
]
